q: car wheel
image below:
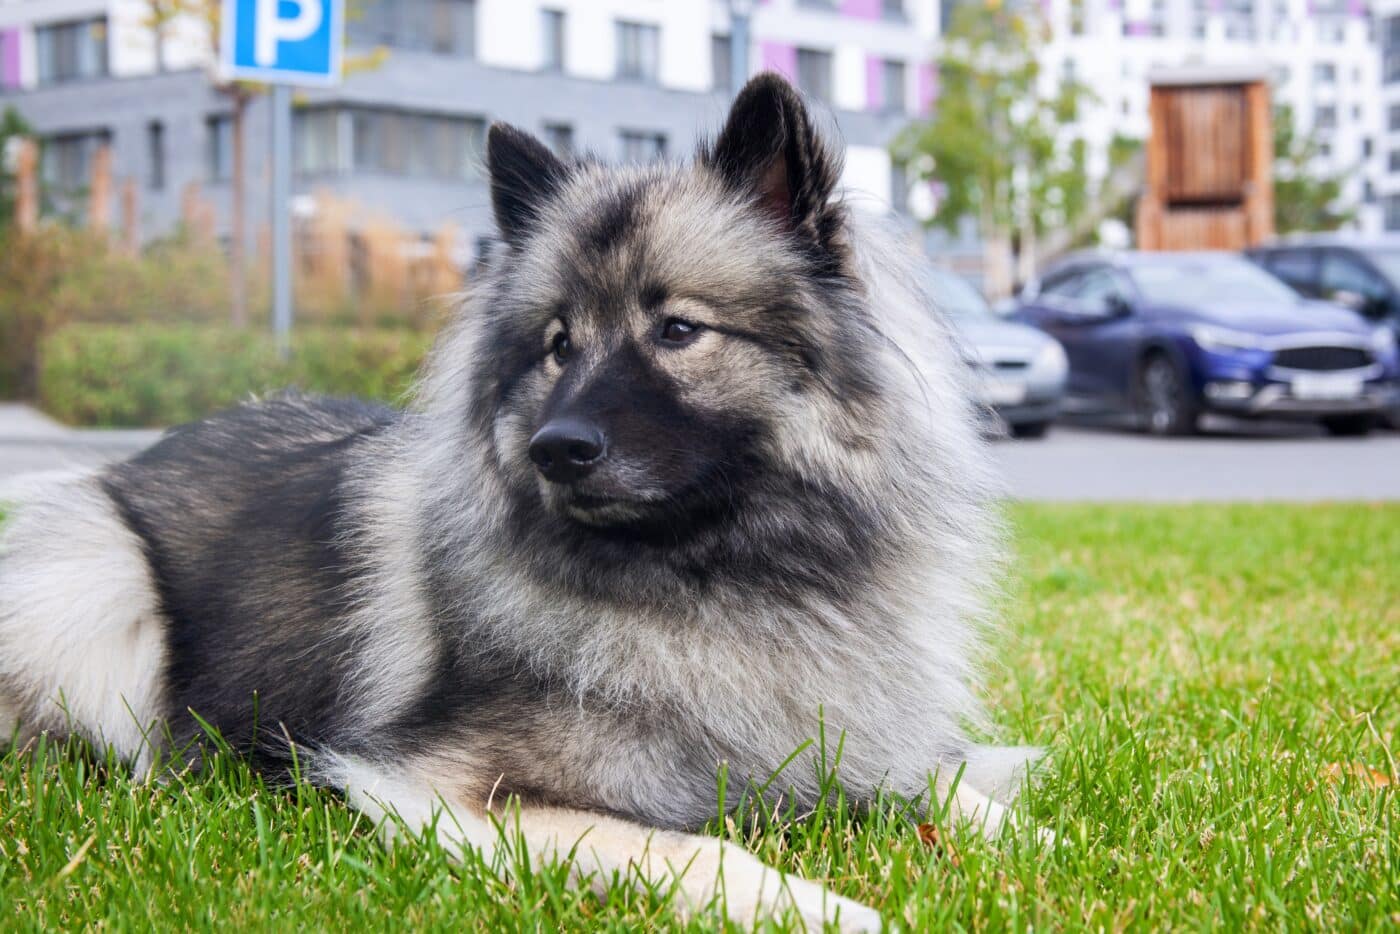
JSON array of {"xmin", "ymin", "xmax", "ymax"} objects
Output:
[
  {"xmin": 1010, "ymin": 420, "xmax": 1051, "ymax": 439},
  {"xmin": 1138, "ymin": 353, "xmax": 1198, "ymax": 436},
  {"xmin": 1321, "ymin": 414, "xmax": 1374, "ymax": 437}
]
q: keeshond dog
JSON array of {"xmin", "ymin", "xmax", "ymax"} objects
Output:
[{"xmin": 1, "ymin": 75, "xmax": 1045, "ymax": 930}]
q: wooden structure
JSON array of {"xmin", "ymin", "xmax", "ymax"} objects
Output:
[
  {"xmin": 1135, "ymin": 66, "xmax": 1274, "ymax": 251},
  {"xmin": 14, "ymin": 138, "xmax": 38, "ymax": 233}
]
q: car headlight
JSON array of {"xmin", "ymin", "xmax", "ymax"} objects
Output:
[
  {"xmin": 1033, "ymin": 339, "xmax": 1067, "ymax": 377},
  {"xmin": 1190, "ymin": 325, "xmax": 1267, "ymax": 353},
  {"xmin": 1371, "ymin": 327, "xmax": 1398, "ymax": 359}
]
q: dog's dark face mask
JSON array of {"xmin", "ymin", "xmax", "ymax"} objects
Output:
[{"xmin": 477, "ymin": 74, "xmax": 853, "ymax": 535}]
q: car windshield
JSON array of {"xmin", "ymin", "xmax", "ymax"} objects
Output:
[
  {"xmin": 1362, "ymin": 249, "xmax": 1400, "ymax": 288},
  {"xmin": 930, "ymin": 268, "xmax": 993, "ymax": 318},
  {"xmin": 1128, "ymin": 259, "xmax": 1299, "ymax": 306}
]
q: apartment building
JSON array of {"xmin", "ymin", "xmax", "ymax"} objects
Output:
[
  {"xmin": 0, "ymin": 0, "xmax": 938, "ymax": 263},
  {"xmin": 1377, "ymin": 0, "xmax": 1400, "ymax": 228},
  {"xmin": 1034, "ymin": 0, "xmax": 1383, "ymax": 232}
]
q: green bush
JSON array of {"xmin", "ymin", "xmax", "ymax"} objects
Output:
[
  {"xmin": 0, "ymin": 228, "xmax": 232, "ymax": 398},
  {"xmin": 37, "ymin": 324, "xmax": 432, "ymax": 427}
]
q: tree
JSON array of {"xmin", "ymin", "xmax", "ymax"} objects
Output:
[
  {"xmin": 140, "ymin": 0, "xmax": 181, "ymax": 72},
  {"xmin": 893, "ymin": 2, "xmax": 1093, "ymax": 296},
  {"xmin": 1273, "ymin": 105, "xmax": 1355, "ymax": 234},
  {"xmin": 0, "ymin": 107, "xmax": 34, "ymax": 231}
]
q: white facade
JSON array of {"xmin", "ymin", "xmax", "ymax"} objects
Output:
[
  {"xmin": 1034, "ymin": 0, "xmax": 1383, "ymax": 232},
  {"xmin": 1376, "ymin": 0, "xmax": 1400, "ymax": 228}
]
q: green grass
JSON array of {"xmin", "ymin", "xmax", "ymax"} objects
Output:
[{"xmin": 3, "ymin": 504, "xmax": 1397, "ymax": 930}]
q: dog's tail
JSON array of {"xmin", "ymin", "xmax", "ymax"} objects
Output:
[{"xmin": 960, "ymin": 745, "xmax": 1046, "ymax": 803}]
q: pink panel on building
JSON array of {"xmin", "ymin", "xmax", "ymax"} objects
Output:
[
  {"xmin": 866, "ymin": 55, "xmax": 885, "ymax": 110},
  {"xmin": 917, "ymin": 62, "xmax": 938, "ymax": 116},
  {"xmin": 841, "ymin": 0, "xmax": 883, "ymax": 18},
  {"xmin": 760, "ymin": 41, "xmax": 797, "ymax": 82},
  {"xmin": 0, "ymin": 29, "xmax": 21, "ymax": 90}
]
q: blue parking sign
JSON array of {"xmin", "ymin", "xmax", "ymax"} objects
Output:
[{"xmin": 220, "ymin": 0, "xmax": 343, "ymax": 85}]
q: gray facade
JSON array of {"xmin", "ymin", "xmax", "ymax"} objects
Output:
[{"xmin": 1, "ymin": 49, "xmax": 913, "ymax": 264}]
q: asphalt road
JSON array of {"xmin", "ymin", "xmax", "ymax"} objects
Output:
[
  {"xmin": 993, "ymin": 418, "xmax": 1400, "ymax": 501},
  {"xmin": 1, "ymin": 406, "xmax": 1397, "ymax": 501}
]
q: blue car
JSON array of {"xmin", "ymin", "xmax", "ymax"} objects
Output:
[{"xmin": 1012, "ymin": 251, "xmax": 1400, "ymax": 436}]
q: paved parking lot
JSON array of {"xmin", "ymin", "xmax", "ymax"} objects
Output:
[
  {"xmin": 994, "ymin": 419, "xmax": 1400, "ymax": 501},
  {"xmin": 1, "ymin": 405, "xmax": 1396, "ymax": 501}
]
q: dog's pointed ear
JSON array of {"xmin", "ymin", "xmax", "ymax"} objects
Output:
[
  {"xmin": 706, "ymin": 73, "xmax": 840, "ymax": 238},
  {"xmin": 488, "ymin": 123, "xmax": 570, "ymax": 245}
]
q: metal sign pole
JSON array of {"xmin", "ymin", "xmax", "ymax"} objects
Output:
[{"xmin": 271, "ymin": 82, "xmax": 293, "ymax": 356}]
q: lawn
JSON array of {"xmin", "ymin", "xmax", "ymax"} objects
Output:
[{"xmin": 2, "ymin": 504, "xmax": 1396, "ymax": 930}]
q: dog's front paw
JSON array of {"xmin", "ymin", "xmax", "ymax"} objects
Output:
[{"xmin": 777, "ymin": 875, "xmax": 882, "ymax": 932}]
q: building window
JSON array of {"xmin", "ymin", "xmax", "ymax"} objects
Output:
[
  {"xmin": 1389, "ymin": 150, "xmax": 1400, "ymax": 173},
  {"xmin": 293, "ymin": 108, "xmax": 343, "ymax": 176},
  {"xmin": 1318, "ymin": 142, "xmax": 1331, "ymax": 158},
  {"xmin": 351, "ymin": 108, "xmax": 485, "ymax": 180},
  {"xmin": 1313, "ymin": 62, "xmax": 1336, "ymax": 84},
  {"xmin": 890, "ymin": 159, "xmax": 910, "ymax": 214},
  {"xmin": 35, "ymin": 17, "xmax": 108, "ymax": 85},
  {"xmin": 796, "ymin": 48, "xmax": 833, "ymax": 102},
  {"xmin": 543, "ymin": 122, "xmax": 573, "ymax": 157},
  {"xmin": 1385, "ymin": 194, "xmax": 1400, "ymax": 231},
  {"xmin": 147, "ymin": 122, "xmax": 165, "ymax": 191},
  {"xmin": 1124, "ymin": 0, "xmax": 1168, "ymax": 37},
  {"xmin": 207, "ymin": 115, "xmax": 234, "ymax": 182},
  {"xmin": 1314, "ymin": 105, "xmax": 1337, "ymax": 131},
  {"xmin": 1387, "ymin": 16, "xmax": 1400, "ymax": 84},
  {"xmin": 880, "ymin": 60, "xmax": 907, "ymax": 112},
  {"xmin": 798, "ymin": 0, "xmax": 839, "ymax": 9},
  {"xmin": 1364, "ymin": 136, "xmax": 1373, "ymax": 158},
  {"xmin": 41, "ymin": 130, "xmax": 110, "ymax": 192},
  {"xmin": 1389, "ymin": 103, "xmax": 1400, "ymax": 131},
  {"xmin": 882, "ymin": 0, "xmax": 906, "ymax": 18},
  {"xmin": 616, "ymin": 21, "xmax": 660, "ymax": 82},
  {"xmin": 619, "ymin": 130, "xmax": 666, "ymax": 163},
  {"xmin": 541, "ymin": 9, "xmax": 565, "ymax": 72},
  {"xmin": 1223, "ymin": 0, "xmax": 1255, "ymax": 40},
  {"xmin": 348, "ymin": 0, "xmax": 476, "ymax": 56},
  {"xmin": 712, "ymin": 34, "xmax": 732, "ymax": 92}
]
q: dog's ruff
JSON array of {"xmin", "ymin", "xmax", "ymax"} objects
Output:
[{"xmin": 0, "ymin": 75, "xmax": 1047, "ymax": 929}]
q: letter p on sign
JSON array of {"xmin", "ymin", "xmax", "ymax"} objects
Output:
[{"xmin": 221, "ymin": 0, "xmax": 343, "ymax": 86}]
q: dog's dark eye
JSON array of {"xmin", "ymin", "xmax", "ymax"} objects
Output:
[
  {"xmin": 660, "ymin": 319, "xmax": 700, "ymax": 344},
  {"xmin": 552, "ymin": 332, "xmax": 571, "ymax": 364}
]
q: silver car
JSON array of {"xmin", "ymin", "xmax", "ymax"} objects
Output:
[{"xmin": 932, "ymin": 267, "xmax": 1069, "ymax": 438}]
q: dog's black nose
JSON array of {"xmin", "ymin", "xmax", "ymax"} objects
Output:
[{"xmin": 529, "ymin": 418, "xmax": 606, "ymax": 483}]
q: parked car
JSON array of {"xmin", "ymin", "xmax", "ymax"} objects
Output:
[
  {"xmin": 1248, "ymin": 235, "xmax": 1400, "ymax": 426},
  {"xmin": 1011, "ymin": 251, "xmax": 1400, "ymax": 436},
  {"xmin": 932, "ymin": 266, "xmax": 1068, "ymax": 438},
  {"xmin": 1247, "ymin": 235, "xmax": 1400, "ymax": 338}
]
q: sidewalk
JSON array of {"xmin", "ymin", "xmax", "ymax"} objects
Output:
[{"xmin": 0, "ymin": 404, "xmax": 161, "ymax": 480}]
